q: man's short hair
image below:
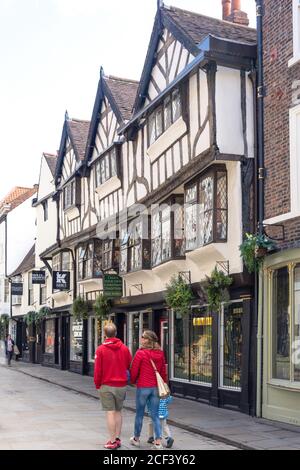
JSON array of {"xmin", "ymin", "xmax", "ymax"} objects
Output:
[{"xmin": 104, "ymin": 323, "xmax": 117, "ymax": 338}]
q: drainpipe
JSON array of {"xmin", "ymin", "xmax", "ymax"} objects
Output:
[{"xmin": 256, "ymin": 0, "xmax": 265, "ymax": 419}]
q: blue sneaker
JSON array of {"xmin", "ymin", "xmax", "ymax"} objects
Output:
[{"xmin": 166, "ymin": 437, "xmax": 174, "ymax": 448}]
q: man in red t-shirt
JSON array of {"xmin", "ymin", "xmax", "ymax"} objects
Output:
[{"xmin": 94, "ymin": 323, "xmax": 132, "ymax": 449}]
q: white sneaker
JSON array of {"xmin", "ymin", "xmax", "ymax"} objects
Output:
[
  {"xmin": 130, "ymin": 437, "xmax": 140, "ymax": 447},
  {"xmin": 151, "ymin": 442, "xmax": 164, "ymax": 450}
]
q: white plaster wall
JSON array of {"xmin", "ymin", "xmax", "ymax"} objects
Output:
[
  {"xmin": 37, "ymin": 158, "xmax": 55, "ymax": 201},
  {"xmin": 216, "ymin": 66, "xmax": 244, "ymax": 155},
  {"xmin": 35, "ymin": 199, "xmax": 57, "ymax": 264},
  {"xmin": 246, "ymin": 74, "xmax": 255, "ymax": 159}
]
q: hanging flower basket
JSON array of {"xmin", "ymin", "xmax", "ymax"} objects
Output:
[
  {"xmin": 36, "ymin": 307, "xmax": 51, "ymax": 324},
  {"xmin": 205, "ymin": 268, "xmax": 233, "ymax": 313},
  {"xmin": 165, "ymin": 275, "xmax": 193, "ymax": 316},
  {"xmin": 239, "ymin": 233, "xmax": 277, "ymax": 273},
  {"xmin": 72, "ymin": 297, "xmax": 89, "ymax": 322},
  {"xmin": 25, "ymin": 311, "xmax": 38, "ymax": 326},
  {"xmin": 94, "ymin": 295, "xmax": 112, "ymax": 320}
]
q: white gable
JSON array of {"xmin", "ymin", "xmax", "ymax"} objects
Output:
[{"xmin": 92, "ymin": 97, "xmax": 119, "ymax": 160}]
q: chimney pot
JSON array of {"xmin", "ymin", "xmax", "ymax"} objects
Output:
[
  {"xmin": 226, "ymin": 0, "xmax": 249, "ymax": 26},
  {"xmin": 231, "ymin": 0, "xmax": 241, "ymax": 12},
  {"xmin": 222, "ymin": 0, "xmax": 231, "ymax": 20}
]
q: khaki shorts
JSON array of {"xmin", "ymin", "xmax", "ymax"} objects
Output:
[{"xmin": 99, "ymin": 385, "xmax": 127, "ymax": 411}]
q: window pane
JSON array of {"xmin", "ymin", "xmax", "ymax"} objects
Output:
[
  {"xmin": 93, "ymin": 240, "xmax": 102, "ymax": 277},
  {"xmin": 62, "ymin": 252, "xmax": 70, "ymax": 271},
  {"xmin": 95, "ymin": 162, "xmax": 100, "ymax": 187},
  {"xmin": 222, "ymin": 304, "xmax": 243, "ymax": 389},
  {"xmin": 70, "ymin": 318, "xmax": 83, "ymax": 362},
  {"xmin": 104, "ymin": 155, "xmax": 110, "ymax": 180},
  {"xmin": 185, "ymin": 204, "xmax": 197, "ymax": 251},
  {"xmin": 172, "ymin": 88, "xmax": 181, "ymax": 122},
  {"xmin": 199, "ymin": 175, "xmax": 213, "ymax": 246},
  {"xmin": 151, "ymin": 211, "xmax": 161, "ymax": 266},
  {"xmin": 149, "ymin": 113, "xmax": 156, "ymax": 145},
  {"xmin": 100, "ymin": 158, "xmax": 105, "ymax": 184},
  {"xmin": 164, "ymin": 95, "xmax": 172, "ymax": 129},
  {"xmin": 185, "ymin": 184, "xmax": 197, "ymax": 203},
  {"xmin": 216, "ymin": 172, "xmax": 227, "ymax": 240},
  {"xmin": 173, "ymin": 311, "xmax": 189, "ymax": 380},
  {"xmin": 174, "ymin": 204, "xmax": 185, "ymax": 257},
  {"xmin": 110, "ymin": 148, "xmax": 117, "ymax": 177},
  {"xmin": 294, "ymin": 266, "xmax": 300, "ymax": 381},
  {"xmin": 156, "ymin": 107, "xmax": 163, "ymax": 137},
  {"xmin": 191, "ymin": 308, "xmax": 212, "ymax": 383},
  {"xmin": 132, "ymin": 313, "xmax": 140, "ymax": 357},
  {"xmin": 162, "ymin": 218, "xmax": 171, "ymax": 261},
  {"xmin": 272, "ymin": 267, "xmax": 290, "ymax": 380},
  {"xmin": 45, "ymin": 319, "xmax": 55, "ymax": 354}
]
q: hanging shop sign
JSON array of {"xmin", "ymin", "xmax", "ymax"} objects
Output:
[
  {"xmin": 11, "ymin": 283, "xmax": 23, "ymax": 296},
  {"xmin": 32, "ymin": 270, "xmax": 46, "ymax": 285},
  {"xmin": 52, "ymin": 271, "xmax": 70, "ymax": 291},
  {"xmin": 103, "ymin": 274, "xmax": 123, "ymax": 298}
]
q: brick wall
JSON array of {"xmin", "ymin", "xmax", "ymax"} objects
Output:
[{"xmin": 264, "ymin": 0, "xmax": 300, "ymax": 249}]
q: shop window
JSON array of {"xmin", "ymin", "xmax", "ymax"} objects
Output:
[
  {"xmin": 88, "ymin": 317, "xmax": 102, "ymax": 362},
  {"xmin": 151, "ymin": 196, "xmax": 184, "ymax": 267},
  {"xmin": 44, "ymin": 319, "xmax": 55, "ymax": 354},
  {"xmin": 120, "ymin": 216, "xmax": 151, "ymax": 274},
  {"xmin": 184, "ymin": 166, "xmax": 227, "ymax": 251},
  {"xmin": 148, "ymin": 88, "xmax": 182, "ymax": 145},
  {"xmin": 191, "ymin": 308, "xmax": 212, "ymax": 384},
  {"xmin": 70, "ymin": 318, "xmax": 83, "ymax": 361},
  {"xmin": 294, "ymin": 266, "xmax": 300, "ymax": 381},
  {"xmin": 220, "ymin": 303, "xmax": 243, "ymax": 389},
  {"xmin": 95, "ymin": 147, "xmax": 118, "ymax": 187},
  {"xmin": 173, "ymin": 311, "xmax": 189, "ymax": 380},
  {"xmin": 272, "ymin": 267, "xmax": 290, "ymax": 381}
]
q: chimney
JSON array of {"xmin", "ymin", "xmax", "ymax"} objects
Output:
[
  {"xmin": 223, "ymin": 0, "xmax": 249, "ymax": 27},
  {"xmin": 222, "ymin": 0, "xmax": 231, "ymax": 20}
]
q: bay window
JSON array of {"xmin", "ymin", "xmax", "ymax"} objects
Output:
[
  {"xmin": 95, "ymin": 147, "xmax": 118, "ymax": 187},
  {"xmin": 102, "ymin": 238, "xmax": 120, "ymax": 272},
  {"xmin": 185, "ymin": 166, "xmax": 227, "ymax": 251},
  {"xmin": 148, "ymin": 87, "xmax": 182, "ymax": 145},
  {"xmin": 151, "ymin": 196, "xmax": 184, "ymax": 267},
  {"xmin": 77, "ymin": 239, "xmax": 102, "ymax": 280},
  {"xmin": 120, "ymin": 216, "xmax": 151, "ymax": 274}
]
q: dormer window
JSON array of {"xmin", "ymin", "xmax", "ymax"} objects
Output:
[
  {"xmin": 148, "ymin": 87, "xmax": 182, "ymax": 145},
  {"xmin": 95, "ymin": 147, "xmax": 118, "ymax": 188}
]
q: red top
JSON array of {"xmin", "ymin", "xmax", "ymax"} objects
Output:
[
  {"xmin": 94, "ymin": 337, "xmax": 132, "ymax": 389},
  {"xmin": 130, "ymin": 348, "xmax": 167, "ymax": 388}
]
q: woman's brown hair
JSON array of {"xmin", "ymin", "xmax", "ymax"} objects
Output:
[{"xmin": 141, "ymin": 330, "xmax": 160, "ymax": 350}]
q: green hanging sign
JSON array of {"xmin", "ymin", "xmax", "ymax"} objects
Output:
[{"xmin": 103, "ymin": 274, "xmax": 123, "ymax": 299}]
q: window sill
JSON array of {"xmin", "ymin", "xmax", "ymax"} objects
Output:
[
  {"xmin": 147, "ymin": 117, "xmax": 187, "ymax": 164},
  {"xmin": 65, "ymin": 205, "xmax": 80, "ymax": 221},
  {"xmin": 268, "ymin": 379, "xmax": 300, "ymax": 392},
  {"xmin": 288, "ymin": 55, "xmax": 300, "ymax": 68},
  {"xmin": 95, "ymin": 175, "xmax": 121, "ymax": 200}
]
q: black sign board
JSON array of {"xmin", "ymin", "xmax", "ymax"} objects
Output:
[
  {"xmin": 103, "ymin": 274, "xmax": 123, "ymax": 298},
  {"xmin": 52, "ymin": 271, "xmax": 70, "ymax": 291},
  {"xmin": 32, "ymin": 270, "xmax": 46, "ymax": 285},
  {"xmin": 11, "ymin": 283, "xmax": 23, "ymax": 296}
]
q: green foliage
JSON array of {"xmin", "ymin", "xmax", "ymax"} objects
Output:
[
  {"xmin": 165, "ymin": 275, "xmax": 193, "ymax": 316},
  {"xmin": 239, "ymin": 233, "xmax": 276, "ymax": 273},
  {"xmin": 0, "ymin": 314, "xmax": 9, "ymax": 339},
  {"xmin": 94, "ymin": 295, "xmax": 112, "ymax": 320},
  {"xmin": 72, "ymin": 297, "xmax": 89, "ymax": 321},
  {"xmin": 25, "ymin": 311, "xmax": 38, "ymax": 326},
  {"xmin": 205, "ymin": 268, "xmax": 233, "ymax": 312},
  {"xmin": 36, "ymin": 307, "xmax": 51, "ymax": 324}
]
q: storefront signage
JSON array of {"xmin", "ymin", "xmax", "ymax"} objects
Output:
[
  {"xmin": 32, "ymin": 270, "xmax": 46, "ymax": 284},
  {"xmin": 103, "ymin": 274, "xmax": 123, "ymax": 298},
  {"xmin": 193, "ymin": 317, "xmax": 212, "ymax": 326},
  {"xmin": 52, "ymin": 271, "xmax": 70, "ymax": 291},
  {"xmin": 11, "ymin": 283, "xmax": 23, "ymax": 296}
]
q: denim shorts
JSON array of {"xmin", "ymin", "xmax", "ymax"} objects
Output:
[{"xmin": 99, "ymin": 385, "xmax": 127, "ymax": 411}]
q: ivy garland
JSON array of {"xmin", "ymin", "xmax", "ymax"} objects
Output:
[
  {"xmin": 94, "ymin": 295, "xmax": 112, "ymax": 320},
  {"xmin": 165, "ymin": 275, "xmax": 193, "ymax": 316},
  {"xmin": 205, "ymin": 268, "xmax": 233, "ymax": 312},
  {"xmin": 72, "ymin": 297, "xmax": 89, "ymax": 321}
]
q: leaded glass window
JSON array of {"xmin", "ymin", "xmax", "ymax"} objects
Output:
[
  {"xmin": 199, "ymin": 175, "xmax": 214, "ymax": 246},
  {"xmin": 120, "ymin": 217, "xmax": 150, "ymax": 273}
]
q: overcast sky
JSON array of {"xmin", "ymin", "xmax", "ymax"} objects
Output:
[{"xmin": 0, "ymin": 0, "xmax": 256, "ymax": 198}]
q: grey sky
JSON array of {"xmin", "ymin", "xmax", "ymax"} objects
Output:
[{"xmin": 0, "ymin": 0, "xmax": 256, "ymax": 197}]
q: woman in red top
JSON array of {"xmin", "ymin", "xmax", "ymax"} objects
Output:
[{"xmin": 130, "ymin": 330, "xmax": 167, "ymax": 450}]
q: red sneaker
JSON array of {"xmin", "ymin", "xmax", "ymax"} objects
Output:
[
  {"xmin": 116, "ymin": 438, "xmax": 121, "ymax": 448},
  {"xmin": 104, "ymin": 440, "xmax": 118, "ymax": 449}
]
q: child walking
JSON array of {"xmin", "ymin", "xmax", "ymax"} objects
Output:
[{"xmin": 147, "ymin": 395, "xmax": 174, "ymax": 448}]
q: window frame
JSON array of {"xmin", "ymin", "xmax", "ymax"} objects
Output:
[
  {"xmin": 77, "ymin": 239, "xmax": 103, "ymax": 281},
  {"xmin": 42, "ymin": 199, "xmax": 48, "ymax": 222},
  {"xmin": 289, "ymin": 0, "xmax": 300, "ymax": 67},
  {"xmin": 148, "ymin": 87, "xmax": 183, "ymax": 146},
  {"xmin": 184, "ymin": 165, "xmax": 228, "ymax": 251},
  {"xmin": 95, "ymin": 146, "xmax": 119, "ymax": 188},
  {"xmin": 63, "ymin": 178, "xmax": 80, "ymax": 211},
  {"xmin": 120, "ymin": 216, "xmax": 151, "ymax": 274}
]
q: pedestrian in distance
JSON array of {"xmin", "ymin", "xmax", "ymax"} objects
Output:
[
  {"xmin": 130, "ymin": 330, "xmax": 167, "ymax": 450},
  {"xmin": 5, "ymin": 334, "xmax": 15, "ymax": 367},
  {"xmin": 94, "ymin": 322, "xmax": 132, "ymax": 450},
  {"xmin": 147, "ymin": 395, "xmax": 174, "ymax": 448}
]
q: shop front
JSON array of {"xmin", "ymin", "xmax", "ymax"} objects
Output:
[
  {"xmin": 41, "ymin": 312, "xmax": 70, "ymax": 370},
  {"xmin": 262, "ymin": 249, "xmax": 300, "ymax": 426},
  {"xmin": 170, "ymin": 296, "xmax": 254, "ymax": 414}
]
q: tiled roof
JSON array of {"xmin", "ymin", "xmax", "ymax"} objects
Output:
[
  {"xmin": 44, "ymin": 153, "xmax": 58, "ymax": 177},
  {"xmin": 67, "ymin": 119, "xmax": 90, "ymax": 161},
  {"xmin": 105, "ymin": 76, "xmax": 139, "ymax": 121},
  {"xmin": 164, "ymin": 6, "xmax": 257, "ymax": 46},
  {"xmin": 9, "ymin": 244, "xmax": 35, "ymax": 277},
  {"xmin": 0, "ymin": 186, "xmax": 37, "ymax": 212}
]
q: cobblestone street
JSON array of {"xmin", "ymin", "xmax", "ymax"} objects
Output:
[{"xmin": 0, "ymin": 366, "xmax": 237, "ymax": 450}]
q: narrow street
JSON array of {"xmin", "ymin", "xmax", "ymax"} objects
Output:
[{"xmin": 0, "ymin": 366, "xmax": 236, "ymax": 451}]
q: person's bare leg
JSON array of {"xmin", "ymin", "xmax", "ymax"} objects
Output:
[
  {"xmin": 115, "ymin": 411, "xmax": 122, "ymax": 438},
  {"xmin": 106, "ymin": 411, "xmax": 116, "ymax": 442}
]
